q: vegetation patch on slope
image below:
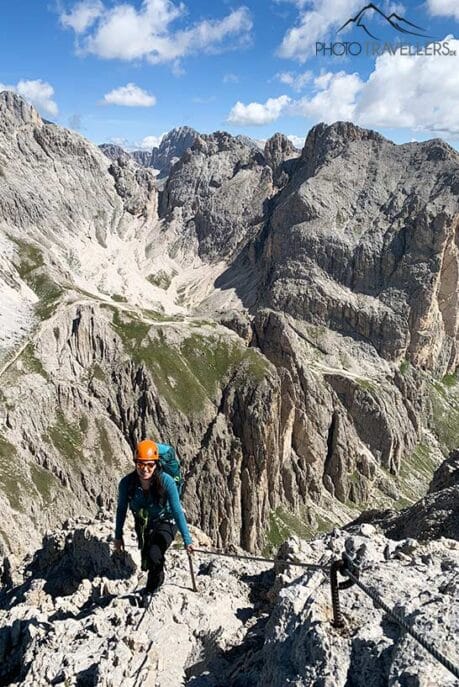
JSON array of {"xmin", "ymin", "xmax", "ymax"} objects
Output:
[
  {"xmin": 44, "ymin": 410, "xmax": 85, "ymax": 463},
  {"xmin": 0, "ymin": 435, "xmax": 27, "ymax": 511},
  {"xmin": 30, "ymin": 463, "xmax": 59, "ymax": 502},
  {"xmin": 429, "ymin": 378, "xmax": 459, "ymax": 453},
  {"xmin": 264, "ymin": 506, "xmax": 334, "ymax": 554},
  {"xmin": 110, "ymin": 310, "xmax": 272, "ymax": 414},
  {"xmin": 12, "ymin": 239, "xmax": 63, "ymax": 319}
]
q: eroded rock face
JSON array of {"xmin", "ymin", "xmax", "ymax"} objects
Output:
[
  {"xmin": 429, "ymin": 449, "xmax": 459, "ymax": 493},
  {"xmin": 350, "ymin": 449, "xmax": 459, "ymax": 541},
  {"xmin": 0, "ymin": 92, "xmax": 458, "ymax": 561},
  {"xmin": 258, "ymin": 122, "xmax": 459, "ymax": 376},
  {"xmin": 107, "ymin": 157, "xmax": 157, "ymax": 216},
  {"xmin": 150, "ymin": 126, "xmax": 199, "ymax": 177},
  {"xmin": 263, "ymin": 132, "xmax": 299, "ymax": 187},
  {"xmin": 159, "ymin": 131, "xmax": 273, "ymax": 260}
]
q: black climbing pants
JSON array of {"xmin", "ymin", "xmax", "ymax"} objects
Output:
[{"xmin": 144, "ymin": 520, "xmax": 177, "ymax": 591}]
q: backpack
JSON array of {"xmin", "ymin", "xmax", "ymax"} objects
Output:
[{"xmin": 156, "ymin": 443, "xmax": 184, "ymax": 495}]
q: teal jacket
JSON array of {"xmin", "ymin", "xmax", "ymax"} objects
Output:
[{"xmin": 115, "ymin": 471, "xmax": 192, "ymax": 546}]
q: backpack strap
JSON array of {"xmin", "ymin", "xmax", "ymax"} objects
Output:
[{"xmin": 127, "ymin": 470, "xmax": 138, "ymax": 503}]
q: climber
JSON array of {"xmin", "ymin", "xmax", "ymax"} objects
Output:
[{"xmin": 113, "ymin": 439, "xmax": 193, "ymax": 596}]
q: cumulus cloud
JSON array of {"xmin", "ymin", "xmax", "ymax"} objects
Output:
[
  {"xmin": 277, "ymin": 0, "xmax": 362, "ymax": 62},
  {"xmin": 228, "ymin": 38, "xmax": 459, "ymax": 137},
  {"xmin": 102, "ymin": 83, "xmax": 156, "ymax": 107},
  {"xmin": 137, "ymin": 134, "xmax": 166, "ymax": 149},
  {"xmin": 427, "ymin": 0, "xmax": 459, "ymax": 20},
  {"xmin": 59, "ymin": 0, "xmax": 252, "ymax": 65},
  {"xmin": 60, "ymin": 0, "xmax": 103, "ymax": 33},
  {"xmin": 287, "ymin": 134, "xmax": 305, "ymax": 147},
  {"xmin": 354, "ymin": 37, "xmax": 459, "ymax": 134},
  {"xmin": 294, "ymin": 71, "xmax": 363, "ymax": 120},
  {"xmin": 0, "ymin": 79, "xmax": 58, "ymax": 117},
  {"xmin": 227, "ymin": 95, "xmax": 291, "ymax": 125},
  {"xmin": 276, "ymin": 71, "xmax": 312, "ymax": 91}
]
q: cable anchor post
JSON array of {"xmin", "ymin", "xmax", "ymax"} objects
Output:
[{"xmin": 330, "ymin": 539, "xmax": 366, "ymax": 628}]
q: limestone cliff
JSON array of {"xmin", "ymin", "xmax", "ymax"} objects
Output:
[{"xmin": 0, "ymin": 91, "xmax": 458, "ymax": 562}]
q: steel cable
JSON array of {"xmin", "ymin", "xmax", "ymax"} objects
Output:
[
  {"xmin": 344, "ymin": 568, "xmax": 459, "ymax": 680},
  {"xmin": 192, "ymin": 547, "xmax": 329, "ymax": 571}
]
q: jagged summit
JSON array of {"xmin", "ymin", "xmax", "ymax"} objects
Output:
[
  {"xmin": 0, "ymin": 89, "xmax": 43, "ymax": 128},
  {"xmin": 99, "ymin": 142, "xmax": 131, "ymax": 161}
]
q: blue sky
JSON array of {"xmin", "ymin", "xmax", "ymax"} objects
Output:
[{"xmin": 1, "ymin": 0, "xmax": 458, "ymax": 150}]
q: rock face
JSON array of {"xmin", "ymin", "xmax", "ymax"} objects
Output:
[
  {"xmin": 150, "ymin": 126, "xmax": 199, "ymax": 177},
  {"xmin": 98, "ymin": 143, "xmax": 131, "ymax": 163},
  {"xmin": 0, "ymin": 91, "xmax": 458, "ymax": 562},
  {"xmin": 263, "ymin": 132, "xmax": 299, "ymax": 187},
  {"xmin": 130, "ymin": 149, "xmax": 154, "ymax": 168},
  {"xmin": 0, "ymin": 515, "xmax": 457, "ymax": 686},
  {"xmin": 100, "ymin": 127, "xmax": 200, "ymax": 178},
  {"xmin": 258, "ymin": 122, "xmax": 459, "ymax": 375},
  {"xmin": 159, "ymin": 131, "xmax": 273, "ymax": 261},
  {"xmin": 429, "ymin": 449, "xmax": 459, "ymax": 493},
  {"xmin": 350, "ymin": 448, "xmax": 459, "ymax": 541}
]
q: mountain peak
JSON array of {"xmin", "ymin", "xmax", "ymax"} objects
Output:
[{"xmin": 0, "ymin": 90, "xmax": 42, "ymax": 128}]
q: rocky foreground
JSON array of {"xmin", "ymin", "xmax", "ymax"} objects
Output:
[{"xmin": 0, "ymin": 488, "xmax": 457, "ymax": 687}]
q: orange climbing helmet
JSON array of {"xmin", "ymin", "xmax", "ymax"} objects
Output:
[{"xmin": 135, "ymin": 439, "xmax": 159, "ymax": 462}]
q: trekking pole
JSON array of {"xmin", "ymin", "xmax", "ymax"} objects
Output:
[{"xmin": 187, "ymin": 551, "xmax": 198, "ymax": 592}]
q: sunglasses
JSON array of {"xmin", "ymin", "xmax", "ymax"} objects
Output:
[{"xmin": 135, "ymin": 460, "xmax": 157, "ymax": 469}]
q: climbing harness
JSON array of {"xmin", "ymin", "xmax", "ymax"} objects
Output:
[{"xmin": 330, "ymin": 540, "xmax": 459, "ymax": 680}]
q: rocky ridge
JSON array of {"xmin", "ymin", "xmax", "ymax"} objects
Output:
[
  {"xmin": 0, "ymin": 482, "xmax": 457, "ymax": 686},
  {"xmin": 100, "ymin": 127, "xmax": 200, "ymax": 179},
  {"xmin": 0, "ymin": 90, "xmax": 458, "ymax": 563}
]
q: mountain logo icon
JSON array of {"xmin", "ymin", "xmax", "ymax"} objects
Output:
[{"xmin": 338, "ymin": 3, "xmax": 430, "ymax": 40}]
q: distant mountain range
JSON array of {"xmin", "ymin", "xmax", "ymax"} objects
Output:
[{"xmin": 100, "ymin": 128, "xmax": 268, "ymax": 179}]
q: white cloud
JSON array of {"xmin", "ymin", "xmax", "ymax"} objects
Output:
[
  {"xmin": 102, "ymin": 83, "xmax": 156, "ymax": 107},
  {"xmin": 277, "ymin": 0, "xmax": 362, "ymax": 62},
  {"xmin": 294, "ymin": 71, "xmax": 363, "ymax": 120},
  {"xmin": 354, "ymin": 37, "xmax": 459, "ymax": 135},
  {"xmin": 227, "ymin": 95, "xmax": 291, "ymax": 125},
  {"xmin": 228, "ymin": 37, "xmax": 459, "ymax": 138},
  {"xmin": 60, "ymin": 0, "xmax": 103, "ymax": 33},
  {"xmin": 138, "ymin": 134, "xmax": 166, "ymax": 149},
  {"xmin": 109, "ymin": 137, "xmax": 129, "ymax": 148},
  {"xmin": 0, "ymin": 79, "xmax": 58, "ymax": 117},
  {"xmin": 287, "ymin": 134, "xmax": 305, "ymax": 148},
  {"xmin": 427, "ymin": 0, "xmax": 459, "ymax": 20},
  {"xmin": 276, "ymin": 70, "xmax": 312, "ymax": 91},
  {"xmin": 60, "ymin": 0, "xmax": 252, "ymax": 65}
]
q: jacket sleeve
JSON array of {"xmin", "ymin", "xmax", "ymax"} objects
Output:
[
  {"xmin": 115, "ymin": 477, "xmax": 129, "ymax": 539},
  {"xmin": 163, "ymin": 475, "xmax": 192, "ymax": 546}
]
